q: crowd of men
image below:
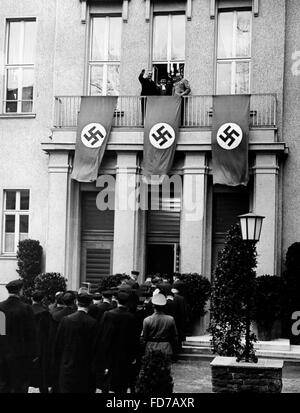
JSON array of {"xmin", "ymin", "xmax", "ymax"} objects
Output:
[{"xmin": 0, "ymin": 271, "xmax": 188, "ymax": 393}]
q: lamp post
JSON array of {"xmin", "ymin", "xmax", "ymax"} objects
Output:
[{"xmin": 237, "ymin": 212, "xmax": 265, "ymax": 363}]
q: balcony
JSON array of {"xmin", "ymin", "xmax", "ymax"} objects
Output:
[{"xmin": 53, "ymin": 94, "xmax": 277, "ymax": 129}]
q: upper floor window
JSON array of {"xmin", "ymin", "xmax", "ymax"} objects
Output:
[
  {"xmin": 89, "ymin": 16, "xmax": 122, "ymax": 96},
  {"xmin": 5, "ymin": 19, "xmax": 36, "ymax": 113},
  {"xmin": 216, "ymin": 10, "xmax": 252, "ymax": 94},
  {"xmin": 152, "ymin": 14, "xmax": 185, "ymax": 83},
  {"xmin": 2, "ymin": 190, "xmax": 30, "ymax": 254}
]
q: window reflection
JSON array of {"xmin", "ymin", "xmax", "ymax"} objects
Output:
[
  {"xmin": 5, "ymin": 20, "xmax": 36, "ymax": 113},
  {"xmin": 89, "ymin": 16, "xmax": 121, "ymax": 96},
  {"xmin": 216, "ymin": 11, "xmax": 251, "ymax": 94}
]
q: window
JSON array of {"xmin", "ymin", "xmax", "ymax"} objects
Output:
[
  {"xmin": 152, "ymin": 14, "xmax": 185, "ymax": 83},
  {"xmin": 4, "ymin": 20, "xmax": 36, "ymax": 113},
  {"xmin": 89, "ymin": 16, "xmax": 122, "ymax": 96},
  {"xmin": 216, "ymin": 10, "xmax": 252, "ymax": 94},
  {"xmin": 3, "ymin": 190, "xmax": 30, "ymax": 253}
]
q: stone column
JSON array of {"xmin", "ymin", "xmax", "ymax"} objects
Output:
[
  {"xmin": 113, "ymin": 152, "xmax": 138, "ymax": 274},
  {"xmin": 180, "ymin": 152, "xmax": 208, "ymax": 274},
  {"xmin": 253, "ymin": 153, "xmax": 279, "ymax": 275},
  {"xmin": 46, "ymin": 151, "xmax": 70, "ymax": 275}
]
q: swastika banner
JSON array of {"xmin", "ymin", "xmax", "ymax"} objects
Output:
[
  {"xmin": 71, "ymin": 96, "xmax": 117, "ymax": 182},
  {"xmin": 212, "ymin": 95, "xmax": 250, "ymax": 186},
  {"xmin": 142, "ymin": 96, "xmax": 181, "ymax": 179}
]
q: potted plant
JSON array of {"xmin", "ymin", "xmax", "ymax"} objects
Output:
[
  {"xmin": 208, "ymin": 224, "xmax": 257, "ymax": 358},
  {"xmin": 177, "ymin": 273, "xmax": 211, "ymax": 335},
  {"xmin": 16, "ymin": 239, "xmax": 43, "ymax": 301},
  {"xmin": 135, "ymin": 350, "xmax": 174, "ymax": 394},
  {"xmin": 209, "ymin": 225, "xmax": 283, "ymax": 393},
  {"xmin": 253, "ymin": 275, "xmax": 285, "ymax": 341},
  {"xmin": 34, "ymin": 272, "xmax": 67, "ymax": 305}
]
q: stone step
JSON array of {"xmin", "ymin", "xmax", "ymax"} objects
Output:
[{"xmin": 180, "ymin": 336, "xmax": 300, "ymax": 362}]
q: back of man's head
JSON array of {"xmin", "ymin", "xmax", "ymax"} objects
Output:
[
  {"xmin": 63, "ymin": 291, "xmax": 76, "ymax": 306},
  {"xmin": 32, "ymin": 290, "xmax": 45, "ymax": 303},
  {"xmin": 77, "ymin": 293, "xmax": 93, "ymax": 308}
]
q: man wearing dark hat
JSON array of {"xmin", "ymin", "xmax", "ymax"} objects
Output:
[
  {"xmin": 48, "ymin": 290, "xmax": 76, "ymax": 393},
  {"xmin": 171, "ymin": 281, "xmax": 188, "ymax": 351},
  {"xmin": 94, "ymin": 290, "xmax": 139, "ymax": 393},
  {"xmin": 88, "ymin": 292, "xmax": 102, "ymax": 320},
  {"xmin": 94, "ymin": 290, "xmax": 113, "ymax": 322},
  {"xmin": 54, "ymin": 292, "xmax": 97, "ymax": 393},
  {"xmin": 0, "ymin": 279, "xmax": 36, "ymax": 393},
  {"xmin": 30, "ymin": 290, "xmax": 51, "ymax": 393}
]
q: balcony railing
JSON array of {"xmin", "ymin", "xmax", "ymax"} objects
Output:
[{"xmin": 54, "ymin": 94, "xmax": 277, "ymax": 129}]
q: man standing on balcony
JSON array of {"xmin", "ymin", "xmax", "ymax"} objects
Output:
[
  {"xmin": 138, "ymin": 69, "xmax": 159, "ymax": 123},
  {"xmin": 172, "ymin": 71, "xmax": 191, "ymax": 125}
]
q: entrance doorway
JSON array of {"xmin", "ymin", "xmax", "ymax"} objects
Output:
[
  {"xmin": 147, "ymin": 244, "xmax": 175, "ymax": 277},
  {"xmin": 80, "ymin": 191, "xmax": 114, "ymax": 291},
  {"xmin": 212, "ymin": 187, "xmax": 250, "ymax": 274}
]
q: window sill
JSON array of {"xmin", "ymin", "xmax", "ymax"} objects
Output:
[
  {"xmin": 0, "ymin": 113, "xmax": 36, "ymax": 119},
  {"xmin": 0, "ymin": 254, "xmax": 17, "ymax": 260}
]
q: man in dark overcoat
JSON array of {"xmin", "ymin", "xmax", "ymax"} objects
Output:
[
  {"xmin": 54, "ymin": 292, "xmax": 97, "ymax": 393},
  {"xmin": 94, "ymin": 290, "xmax": 113, "ymax": 322},
  {"xmin": 0, "ymin": 279, "xmax": 36, "ymax": 393},
  {"xmin": 30, "ymin": 290, "xmax": 51, "ymax": 393},
  {"xmin": 49, "ymin": 290, "xmax": 77, "ymax": 392},
  {"xmin": 94, "ymin": 291, "xmax": 139, "ymax": 393}
]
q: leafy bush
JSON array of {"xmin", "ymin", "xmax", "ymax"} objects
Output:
[
  {"xmin": 283, "ymin": 242, "xmax": 300, "ymax": 309},
  {"xmin": 208, "ymin": 224, "xmax": 257, "ymax": 358},
  {"xmin": 16, "ymin": 239, "xmax": 43, "ymax": 298},
  {"xmin": 177, "ymin": 273, "xmax": 211, "ymax": 320},
  {"xmin": 282, "ymin": 242, "xmax": 300, "ymax": 337},
  {"xmin": 253, "ymin": 275, "xmax": 285, "ymax": 328},
  {"xmin": 34, "ymin": 272, "xmax": 67, "ymax": 304},
  {"xmin": 97, "ymin": 273, "xmax": 127, "ymax": 291},
  {"xmin": 135, "ymin": 351, "xmax": 173, "ymax": 394}
]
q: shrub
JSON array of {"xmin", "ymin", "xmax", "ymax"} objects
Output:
[
  {"xmin": 282, "ymin": 243, "xmax": 300, "ymax": 337},
  {"xmin": 177, "ymin": 273, "xmax": 211, "ymax": 320},
  {"xmin": 16, "ymin": 239, "xmax": 43, "ymax": 298},
  {"xmin": 283, "ymin": 242, "xmax": 300, "ymax": 310},
  {"xmin": 97, "ymin": 273, "xmax": 127, "ymax": 291},
  {"xmin": 34, "ymin": 272, "xmax": 67, "ymax": 304},
  {"xmin": 208, "ymin": 224, "xmax": 257, "ymax": 358},
  {"xmin": 253, "ymin": 275, "xmax": 285, "ymax": 329},
  {"xmin": 135, "ymin": 351, "xmax": 173, "ymax": 394}
]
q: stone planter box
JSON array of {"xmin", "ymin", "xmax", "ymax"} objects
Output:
[{"xmin": 211, "ymin": 357, "xmax": 283, "ymax": 393}]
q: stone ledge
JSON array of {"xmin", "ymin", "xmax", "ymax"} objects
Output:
[
  {"xmin": 211, "ymin": 356, "xmax": 283, "ymax": 393},
  {"xmin": 211, "ymin": 356, "xmax": 284, "ymax": 369}
]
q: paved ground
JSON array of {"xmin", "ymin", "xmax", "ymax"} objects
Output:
[
  {"xmin": 172, "ymin": 359, "xmax": 300, "ymax": 393},
  {"xmin": 29, "ymin": 359, "xmax": 300, "ymax": 393}
]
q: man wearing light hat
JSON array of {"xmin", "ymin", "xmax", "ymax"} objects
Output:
[
  {"xmin": 141, "ymin": 293, "xmax": 178, "ymax": 359},
  {"xmin": 0, "ymin": 279, "xmax": 36, "ymax": 393}
]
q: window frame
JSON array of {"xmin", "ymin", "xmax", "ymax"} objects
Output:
[
  {"xmin": 216, "ymin": 9, "xmax": 252, "ymax": 95},
  {"xmin": 2, "ymin": 190, "xmax": 30, "ymax": 254},
  {"xmin": 88, "ymin": 14, "xmax": 122, "ymax": 96},
  {"xmin": 4, "ymin": 18, "xmax": 36, "ymax": 114},
  {"xmin": 152, "ymin": 12, "xmax": 186, "ymax": 80}
]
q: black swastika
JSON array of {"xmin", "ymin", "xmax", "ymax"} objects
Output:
[
  {"xmin": 83, "ymin": 126, "xmax": 104, "ymax": 146},
  {"xmin": 151, "ymin": 125, "xmax": 173, "ymax": 147},
  {"xmin": 219, "ymin": 125, "xmax": 240, "ymax": 147}
]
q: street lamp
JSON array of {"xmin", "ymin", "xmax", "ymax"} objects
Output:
[
  {"xmin": 238, "ymin": 212, "xmax": 265, "ymax": 242},
  {"xmin": 237, "ymin": 211, "xmax": 265, "ymax": 363}
]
